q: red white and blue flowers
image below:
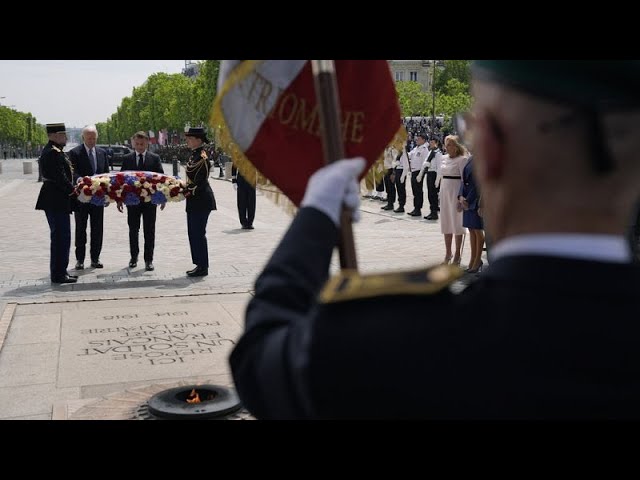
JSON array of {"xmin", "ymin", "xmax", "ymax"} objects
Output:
[{"xmin": 73, "ymin": 171, "xmax": 189, "ymax": 206}]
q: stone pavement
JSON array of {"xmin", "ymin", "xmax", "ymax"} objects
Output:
[{"xmin": 0, "ymin": 157, "xmax": 481, "ymax": 419}]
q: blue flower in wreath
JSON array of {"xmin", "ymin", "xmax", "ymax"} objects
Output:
[
  {"xmin": 90, "ymin": 194, "xmax": 108, "ymax": 207},
  {"xmin": 125, "ymin": 175, "xmax": 137, "ymax": 185},
  {"xmin": 124, "ymin": 192, "xmax": 140, "ymax": 206},
  {"xmin": 151, "ymin": 191, "xmax": 167, "ymax": 205}
]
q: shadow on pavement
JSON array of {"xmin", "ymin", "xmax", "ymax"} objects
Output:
[{"xmin": 3, "ymin": 277, "xmax": 197, "ymax": 297}]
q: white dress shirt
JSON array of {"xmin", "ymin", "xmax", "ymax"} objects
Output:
[{"xmin": 491, "ymin": 234, "xmax": 632, "ymax": 263}]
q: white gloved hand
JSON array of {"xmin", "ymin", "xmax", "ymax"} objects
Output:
[
  {"xmin": 416, "ymin": 172, "xmax": 423, "ymax": 183},
  {"xmin": 391, "ymin": 160, "xmax": 400, "ymax": 168},
  {"xmin": 232, "ymin": 183, "xmax": 238, "ymax": 191},
  {"xmin": 301, "ymin": 157, "xmax": 366, "ymax": 227},
  {"xmin": 400, "ymin": 171, "xmax": 407, "ymax": 183}
]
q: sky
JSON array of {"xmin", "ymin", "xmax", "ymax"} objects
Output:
[{"xmin": 0, "ymin": 60, "xmax": 193, "ymax": 128}]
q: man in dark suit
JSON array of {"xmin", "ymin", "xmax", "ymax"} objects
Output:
[
  {"xmin": 117, "ymin": 131, "xmax": 164, "ymax": 271},
  {"xmin": 229, "ymin": 61, "xmax": 640, "ymax": 419},
  {"xmin": 35, "ymin": 123, "xmax": 77, "ymax": 284},
  {"xmin": 68, "ymin": 125, "xmax": 110, "ymax": 269}
]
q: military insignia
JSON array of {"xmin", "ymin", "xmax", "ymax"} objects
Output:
[{"xmin": 319, "ymin": 264, "xmax": 463, "ymax": 304}]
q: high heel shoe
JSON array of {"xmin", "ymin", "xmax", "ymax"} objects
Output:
[
  {"xmin": 465, "ymin": 260, "xmax": 484, "ymax": 273},
  {"xmin": 452, "ymin": 256, "xmax": 461, "ymax": 267},
  {"xmin": 442, "ymin": 255, "xmax": 452, "ymax": 265}
]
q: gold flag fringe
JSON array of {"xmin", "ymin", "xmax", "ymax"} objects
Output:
[{"xmin": 210, "ymin": 60, "xmax": 300, "ymax": 216}]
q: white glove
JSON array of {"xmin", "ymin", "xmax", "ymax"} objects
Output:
[
  {"xmin": 301, "ymin": 157, "xmax": 366, "ymax": 227},
  {"xmin": 416, "ymin": 172, "xmax": 424, "ymax": 183},
  {"xmin": 232, "ymin": 183, "xmax": 238, "ymax": 191},
  {"xmin": 391, "ymin": 160, "xmax": 400, "ymax": 168},
  {"xmin": 400, "ymin": 171, "xmax": 407, "ymax": 184}
]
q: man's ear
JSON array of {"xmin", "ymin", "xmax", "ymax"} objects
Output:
[{"xmin": 474, "ymin": 112, "xmax": 505, "ymax": 182}]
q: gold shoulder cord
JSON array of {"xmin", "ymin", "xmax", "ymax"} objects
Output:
[
  {"xmin": 319, "ymin": 264, "xmax": 463, "ymax": 304},
  {"xmin": 185, "ymin": 150, "xmax": 209, "ymax": 194}
]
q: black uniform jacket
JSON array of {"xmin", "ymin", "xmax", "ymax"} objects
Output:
[
  {"xmin": 185, "ymin": 147, "xmax": 216, "ymax": 213},
  {"xmin": 35, "ymin": 141, "xmax": 74, "ymax": 213},
  {"xmin": 230, "ymin": 207, "xmax": 640, "ymax": 419}
]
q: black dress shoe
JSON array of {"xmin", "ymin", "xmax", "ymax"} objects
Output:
[
  {"xmin": 75, "ymin": 262, "xmax": 84, "ymax": 270},
  {"xmin": 91, "ymin": 261, "xmax": 103, "ymax": 268},
  {"xmin": 66, "ymin": 272, "xmax": 78, "ymax": 279},
  {"xmin": 129, "ymin": 259, "xmax": 137, "ymax": 268},
  {"xmin": 424, "ymin": 213, "xmax": 438, "ymax": 220},
  {"xmin": 52, "ymin": 275, "xmax": 77, "ymax": 284},
  {"xmin": 186, "ymin": 266, "xmax": 198, "ymax": 275},
  {"xmin": 393, "ymin": 206, "xmax": 405, "ymax": 213},
  {"xmin": 145, "ymin": 262, "xmax": 154, "ymax": 271},
  {"xmin": 247, "ymin": 225, "xmax": 254, "ymax": 229},
  {"xmin": 407, "ymin": 210, "xmax": 422, "ymax": 216},
  {"xmin": 381, "ymin": 205, "xmax": 393, "ymax": 210},
  {"xmin": 187, "ymin": 266, "xmax": 208, "ymax": 277}
]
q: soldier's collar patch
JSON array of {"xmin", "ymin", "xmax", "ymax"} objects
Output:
[
  {"xmin": 52, "ymin": 146, "xmax": 61, "ymax": 152},
  {"xmin": 319, "ymin": 264, "xmax": 463, "ymax": 304}
]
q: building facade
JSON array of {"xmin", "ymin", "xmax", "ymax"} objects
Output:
[{"xmin": 388, "ymin": 60, "xmax": 438, "ymax": 92}]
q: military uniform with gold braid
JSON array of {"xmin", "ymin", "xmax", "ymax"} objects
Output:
[
  {"xmin": 230, "ymin": 61, "xmax": 640, "ymax": 419},
  {"xmin": 184, "ymin": 127, "xmax": 216, "ymax": 277},
  {"xmin": 35, "ymin": 123, "xmax": 77, "ymax": 284}
]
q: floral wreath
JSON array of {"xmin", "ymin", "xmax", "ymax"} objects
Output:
[{"xmin": 73, "ymin": 171, "xmax": 191, "ymax": 207}]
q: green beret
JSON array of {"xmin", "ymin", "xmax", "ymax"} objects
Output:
[{"xmin": 472, "ymin": 61, "xmax": 640, "ymax": 108}]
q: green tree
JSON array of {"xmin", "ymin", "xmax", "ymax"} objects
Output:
[
  {"xmin": 434, "ymin": 79, "xmax": 473, "ymax": 130},
  {"xmin": 395, "ymin": 81, "xmax": 431, "ymax": 117},
  {"xmin": 192, "ymin": 60, "xmax": 220, "ymax": 128},
  {"xmin": 433, "ymin": 60, "xmax": 472, "ymax": 93},
  {"xmin": 101, "ymin": 60, "xmax": 222, "ymax": 145}
]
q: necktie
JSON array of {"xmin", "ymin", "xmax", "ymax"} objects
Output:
[
  {"xmin": 89, "ymin": 148, "xmax": 97, "ymax": 174},
  {"xmin": 138, "ymin": 153, "xmax": 144, "ymax": 170}
]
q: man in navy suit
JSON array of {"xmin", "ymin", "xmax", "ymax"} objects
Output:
[
  {"xmin": 68, "ymin": 125, "xmax": 110, "ymax": 270},
  {"xmin": 229, "ymin": 61, "xmax": 640, "ymax": 419},
  {"xmin": 118, "ymin": 131, "xmax": 165, "ymax": 271}
]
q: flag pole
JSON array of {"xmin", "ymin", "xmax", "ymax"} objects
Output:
[{"xmin": 311, "ymin": 60, "xmax": 358, "ymax": 270}]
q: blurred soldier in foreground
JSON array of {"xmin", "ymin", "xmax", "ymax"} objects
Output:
[{"xmin": 230, "ymin": 61, "xmax": 640, "ymax": 419}]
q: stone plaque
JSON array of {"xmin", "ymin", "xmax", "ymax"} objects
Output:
[{"xmin": 58, "ymin": 302, "xmax": 242, "ymax": 388}]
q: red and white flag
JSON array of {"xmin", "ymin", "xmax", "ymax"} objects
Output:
[{"xmin": 210, "ymin": 60, "xmax": 405, "ymax": 206}]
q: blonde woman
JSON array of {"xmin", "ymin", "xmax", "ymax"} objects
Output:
[{"xmin": 437, "ymin": 135, "xmax": 468, "ymax": 265}]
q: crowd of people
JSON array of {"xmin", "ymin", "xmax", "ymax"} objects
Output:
[{"xmin": 366, "ymin": 129, "xmax": 485, "ymax": 273}]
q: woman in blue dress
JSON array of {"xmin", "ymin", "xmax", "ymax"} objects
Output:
[{"xmin": 458, "ymin": 156, "xmax": 485, "ymax": 273}]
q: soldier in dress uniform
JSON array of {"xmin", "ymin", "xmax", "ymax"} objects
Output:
[
  {"xmin": 184, "ymin": 127, "xmax": 216, "ymax": 277},
  {"xmin": 229, "ymin": 61, "xmax": 640, "ymax": 419},
  {"xmin": 35, "ymin": 123, "xmax": 77, "ymax": 284},
  {"xmin": 231, "ymin": 163, "xmax": 256, "ymax": 229},
  {"xmin": 405, "ymin": 132, "xmax": 428, "ymax": 216}
]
